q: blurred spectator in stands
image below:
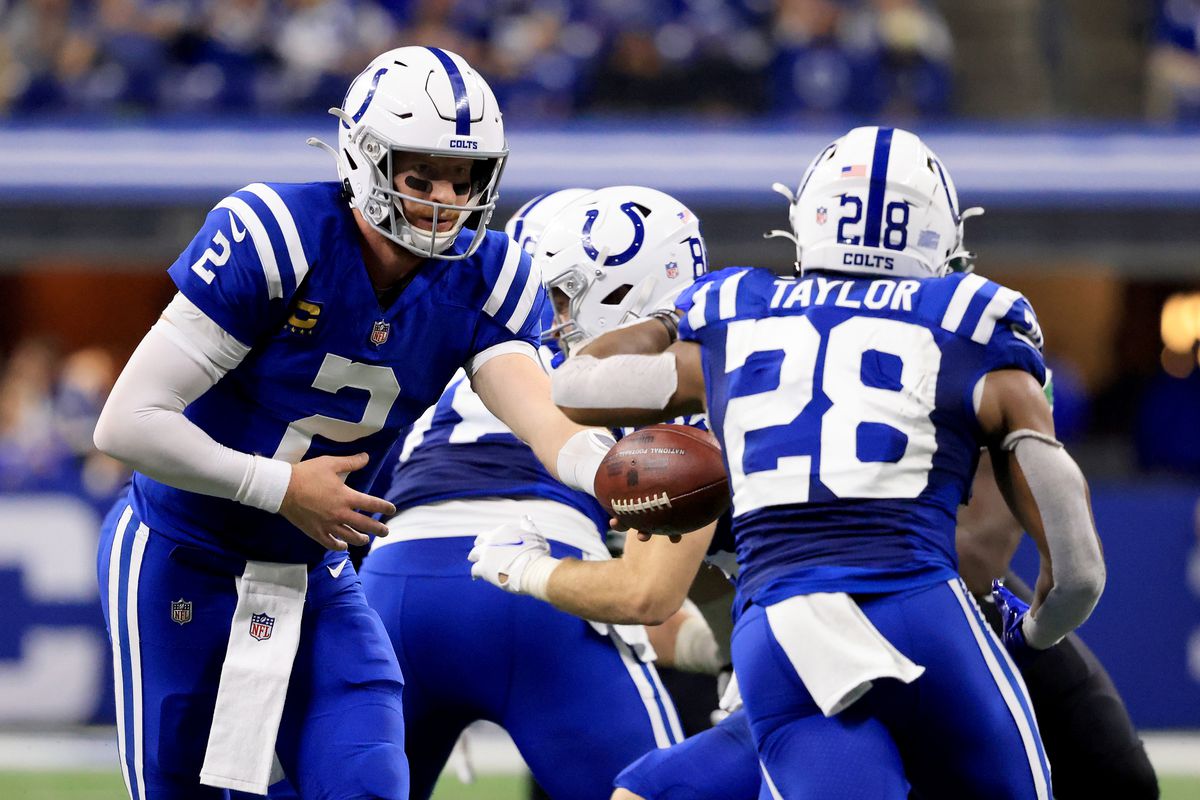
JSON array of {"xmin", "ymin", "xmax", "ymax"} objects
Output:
[
  {"xmin": 478, "ymin": 0, "xmax": 593, "ymax": 119},
  {"xmin": 769, "ymin": 0, "xmax": 950, "ymax": 118},
  {"xmin": 169, "ymin": 0, "xmax": 278, "ymax": 112},
  {"xmin": 1147, "ymin": 0, "xmax": 1200, "ymax": 121},
  {"xmin": 88, "ymin": 0, "xmax": 190, "ymax": 111},
  {"xmin": 0, "ymin": 338, "xmax": 127, "ymax": 503},
  {"xmin": 270, "ymin": 0, "xmax": 398, "ymax": 111},
  {"xmin": 0, "ymin": 337, "xmax": 71, "ymax": 490},
  {"xmin": 869, "ymin": 0, "xmax": 952, "ymax": 116},
  {"xmin": 583, "ymin": 0, "xmax": 769, "ymax": 116},
  {"xmin": 0, "ymin": 0, "xmax": 98, "ymax": 113},
  {"xmin": 402, "ymin": 0, "xmax": 488, "ymax": 63},
  {"xmin": 57, "ymin": 347, "xmax": 128, "ymax": 502}
]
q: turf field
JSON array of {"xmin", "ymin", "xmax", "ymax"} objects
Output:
[
  {"xmin": 2, "ymin": 771, "xmax": 1200, "ymax": 799},
  {"xmin": 0, "ymin": 771, "xmax": 526, "ymax": 799}
]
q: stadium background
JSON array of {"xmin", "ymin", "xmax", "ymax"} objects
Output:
[{"xmin": 1, "ymin": 0, "xmax": 1199, "ymax": 797}]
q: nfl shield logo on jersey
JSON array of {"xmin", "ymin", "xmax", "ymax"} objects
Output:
[
  {"xmin": 170, "ymin": 598, "xmax": 192, "ymax": 626},
  {"xmin": 249, "ymin": 612, "xmax": 275, "ymax": 641},
  {"xmin": 370, "ymin": 320, "xmax": 390, "ymax": 346}
]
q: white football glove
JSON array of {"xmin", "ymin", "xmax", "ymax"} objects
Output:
[{"xmin": 468, "ymin": 516, "xmax": 559, "ymax": 600}]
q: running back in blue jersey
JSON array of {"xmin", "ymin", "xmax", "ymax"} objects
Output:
[
  {"xmin": 676, "ymin": 267, "xmax": 1045, "ymax": 606},
  {"xmin": 135, "ymin": 181, "xmax": 545, "ymax": 564}
]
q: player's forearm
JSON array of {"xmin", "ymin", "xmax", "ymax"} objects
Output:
[
  {"xmin": 471, "ymin": 352, "xmax": 614, "ymax": 493},
  {"xmin": 544, "ymin": 556, "xmax": 688, "ymax": 625},
  {"xmin": 551, "ymin": 348, "xmax": 704, "ymax": 426},
  {"xmin": 94, "ymin": 303, "xmax": 291, "ymax": 512},
  {"xmin": 1003, "ymin": 432, "xmax": 1105, "ymax": 648},
  {"xmin": 576, "ymin": 318, "xmax": 674, "ymax": 358}
]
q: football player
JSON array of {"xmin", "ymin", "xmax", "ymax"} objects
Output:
[
  {"xmin": 357, "ymin": 185, "xmax": 712, "ymax": 800},
  {"xmin": 479, "ymin": 173, "xmax": 1157, "ymax": 800},
  {"xmin": 92, "ymin": 47, "xmax": 618, "ymax": 800},
  {"xmin": 549, "ymin": 126, "xmax": 1107, "ymax": 798}
]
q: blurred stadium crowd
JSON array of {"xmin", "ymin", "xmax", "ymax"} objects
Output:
[
  {"xmin": 0, "ymin": 0, "xmax": 959, "ymax": 119},
  {"xmin": 0, "ymin": 338, "xmax": 125, "ymax": 508}
]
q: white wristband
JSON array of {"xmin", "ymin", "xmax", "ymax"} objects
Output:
[
  {"xmin": 521, "ymin": 555, "xmax": 561, "ymax": 602},
  {"xmin": 673, "ymin": 612, "xmax": 722, "ymax": 674},
  {"xmin": 234, "ymin": 455, "xmax": 293, "ymax": 514},
  {"xmin": 556, "ymin": 429, "xmax": 615, "ymax": 497}
]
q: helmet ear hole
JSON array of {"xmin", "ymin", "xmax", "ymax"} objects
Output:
[{"xmin": 600, "ymin": 285, "xmax": 634, "ymax": 306}]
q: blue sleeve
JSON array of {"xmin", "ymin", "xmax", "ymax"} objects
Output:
[
  {"xmin": 980, "ymin": 292, "xmax": 1047, "ymax": 386},
  {"xmin": 166, "ymin": 188, "xmax": 301, "ymax": 346},
  {"xmin": 676, "ymin": 268, "xmax": 739, "ymax": 343}
]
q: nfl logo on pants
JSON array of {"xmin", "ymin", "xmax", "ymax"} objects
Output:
[
  {"xmin": 249, "ymin": 612, "xmax": 275, "ymax": 641},
  {"xmin": 171, "ymin": 598, "xmax": 192, "ymax": 625}
]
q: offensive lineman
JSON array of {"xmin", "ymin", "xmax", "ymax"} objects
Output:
[{"xmin": 92, "ymin": 47, "xmax": 615, "ymax": 799}]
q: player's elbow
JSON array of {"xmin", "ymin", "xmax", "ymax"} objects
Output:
[
  {"xmin": 627, "ymin": 585, "xmax": 686, "ymax": 626},
  {"xmin": 92, "ymin": 404, "xmax": 125, "ymax": 460},
  {"xmin": 1059, "ymin": 565, "xmax": 1106, "ymax": 612}
]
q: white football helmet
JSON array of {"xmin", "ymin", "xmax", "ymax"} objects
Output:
[
  {"xmin": 769, "ymin": 126, "xmax": 982, "ymax": 279},
  {"xmin": 309, "ymin": 46, "xmax": 507, "ymax": 260},
  {"xmin": 534, "ymin": 186, "xmax": 708, "ymax": 354},
  {"xmin": 504, "ymin": 188, "xmax": 593, "ymax": 255}
]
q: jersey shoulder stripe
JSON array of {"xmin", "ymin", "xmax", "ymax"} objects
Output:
[
  {"xmin": 212, "ymin": 194, "xmax": 284, "ymax": 300},
  {"xmin": 241, "ymin": 183, "xmax": 311, "ymax": 290},
  {"xmin": 482, "ymin": 235, "xmax": 540, "ymax": 333},
  {"xmin": 938, "ymin": 272, "xmax": 989, "ymax": 334},
  {"xmin": 678, "ymin": 266, "xmax": 759, "ymax": 334},
  {"xmin": 928, "ymin": 273, "xmax": 1042, "ymax": 350}
]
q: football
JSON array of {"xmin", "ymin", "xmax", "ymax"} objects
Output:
[{"xmin": 594, "ymin": 424, "xmax": 731, "ymax": 537}]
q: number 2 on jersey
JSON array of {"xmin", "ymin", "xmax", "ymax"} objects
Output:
[
  {"xmin": 272, "ymin": 354, "xmax": 401, "ymax": 462},
  {"xmin": 723, "ymin": 316, "xmax": 940, "ymax": 514}
]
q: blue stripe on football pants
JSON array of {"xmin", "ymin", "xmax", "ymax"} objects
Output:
[
  {"xmin": 97, "ymin": 492, "xmax": 407, "ymax": 799},
  {"xmin": 731, "ymin": 579, "xmax": 1051, "ymax": 799}
]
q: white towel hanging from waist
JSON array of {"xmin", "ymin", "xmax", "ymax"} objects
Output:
[
  {"xmin": 764, "ymin": 592, "xmax": 924, "ymax": 717},
  {"xmin": 200, "ymin": 560, "xmax": 308, "ymax": 794}
]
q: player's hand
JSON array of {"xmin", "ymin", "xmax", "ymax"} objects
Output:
[
  {"xmin": 468, "ymin": 516, "xmax": 551, "ymax": 593},
  {"xmin": 611, "ymin": 518, "xmax": 682, "ymax": 544},
  {"xmin": 279, "ymin": 452, "xmax": 395, "ymax": 552},
  {"xmin": 991, "ymin": 579, "xmax": 1036, "ymax": 661}
]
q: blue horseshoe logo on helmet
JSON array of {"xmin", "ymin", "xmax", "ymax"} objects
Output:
[
  {"xmin": 341, "ymin": 67, "xmax": 388, "ymax": 129},
  {"xmin": 582, "ymin": 202, "xmax": 646, "ymax": 266}
]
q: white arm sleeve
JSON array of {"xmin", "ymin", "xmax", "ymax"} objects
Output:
[
  {"xmin": 551, "ymin": 353, "xmax": 678, "ymax": 410},
  {"xmin": 1004, "ymin": 430, "xmax": 1106, "ymax": 649},
  {"xmin": 93, "ymin": 293, "xmax": 293, "ymax": 513}
]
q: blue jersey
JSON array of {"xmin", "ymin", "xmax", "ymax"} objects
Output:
[
  {"xmin": 132, "ymin": 181, "xmax": 545, "ymax": 564},
  {"xmin": 385, "ymin": 366, "xmax": 611, "ymax": 536},
  {"xmin": 676, "ymin": 267, "xmax": 1045, "ymax": 605}
]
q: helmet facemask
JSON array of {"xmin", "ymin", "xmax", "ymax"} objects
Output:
[
  {"xmin": 542, "ymin": 263, "xmax": 595, "ymax": 357},
  {"xmin": 309, "ymin": 47, "xmax": 510, "ymax": 262},
  {"xmin": 351, "ymin": 126, "xmax": 506, "ymax": 259}
]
